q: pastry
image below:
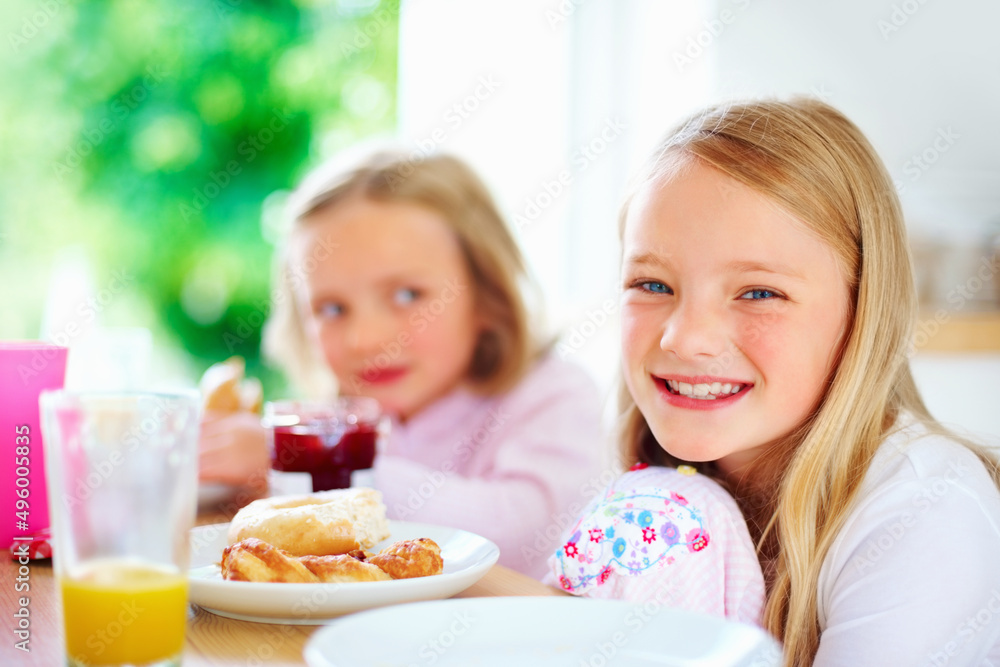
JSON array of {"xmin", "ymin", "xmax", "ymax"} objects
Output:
[
  {"xmin": 200, "ymin": 356, "xmax": 263, "ymax": 413},
  {"xmin": 227, "ymin": 487, "xmax": 390, "ymax": 557},
  {"xmin": 222, "ymin": 537, "xmax": 391, "ymax": 583},
  {"xmin": 221, "ymin": 537, "xmax": 443, "ymax": 583},
  {"xmin": 369, "ymin": 537, "xmax": 443, "ymax": 579}
]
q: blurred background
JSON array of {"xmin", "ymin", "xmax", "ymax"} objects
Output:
[
  {"xmin": 1, "ymin": 0, "xmax": 400, "ymax": 396},
  {"xmin": 2, "ymin": 0, "xmax": 998, "ymax": 440}
]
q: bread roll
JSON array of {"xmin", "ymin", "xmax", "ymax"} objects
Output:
[
  {"xmin": 200, "ymin": 356, "xmax": 262, "ymax": 413},
  {"xmin": 227, "ymin": 487, "xmax": 390, "ymax": 557}
]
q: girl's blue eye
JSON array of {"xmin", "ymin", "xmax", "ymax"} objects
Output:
[
  {"xmin": 393, "ymin": 288, "xmax": 420, "ymax": 305},
  {"xmin": 317, "ymin": 302, "xmax": 343, "ymax": 318},
  {"xmin": 640, "ymin": 281, "xmax": 672, "ymax": 295},
  {"xmin": 740, "ymin": 289, "xmax": 778, "ymax": 300}
]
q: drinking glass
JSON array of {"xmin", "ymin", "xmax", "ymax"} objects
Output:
[{"xmin": 40, "ymin": 390, "xmax": 200, "ymax": 667}]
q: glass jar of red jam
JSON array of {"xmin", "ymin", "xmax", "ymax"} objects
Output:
[{"xmin": 263, "ymin": 397, "xmax": 387, "ymax": 494}]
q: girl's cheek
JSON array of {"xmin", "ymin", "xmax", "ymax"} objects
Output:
[
  {"xmin": 619, "ymin": 307, "xmax": 656, "ymax": 358},
  {"xmin": 734, "ymin": 311, "xmax": 792, "ymax": 366},
  {"xmin": 735, "ymin": 296, "xmax": 786, "ymax": 340},
  {"xmin": 399, "ymin": 309, "xmax": 430, "ymax": 347},
  {"xmin": 737, "ymin": 316, "xmax": 770, "ymax": 348},
  {"xmin": 315, "ymin": 323, "xmax": 346, "ymax": 366}
]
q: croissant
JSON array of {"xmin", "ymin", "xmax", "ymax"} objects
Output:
[
  {"xmin": 368, "ymin": 537, "xmax": 443, "ymax": 580},
  {"xmin": 221, "ymin": 537, "xmax": 443, "ymax": 583},
  {"xmin": 200, "ymin": 356, "xmax": 262, "ymax": 413}
]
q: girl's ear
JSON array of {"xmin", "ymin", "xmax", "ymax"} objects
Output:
[
  {"xmin": 474, "ymin": 307, "xmax": 490, "ymax": 333},
  {"xmin": 467, "ymin": 283, "xmax": 488, "ymax": 331}
]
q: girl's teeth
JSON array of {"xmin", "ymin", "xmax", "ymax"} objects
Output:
[{"xmin": 665, "ymin": 380, "xmax": 745, "ymax": 399}]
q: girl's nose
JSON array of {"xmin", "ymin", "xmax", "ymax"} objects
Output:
[
  {"xmin": 658, "ymin": 299, "xmax": 728, "ymax": 360},
  {"xmin": 345, "ymin": 306, "xmax": 398, "ymax": 355}
]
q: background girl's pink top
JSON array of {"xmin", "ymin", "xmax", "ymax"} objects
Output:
[
  {"xmin": 373, "ymin": 353, "xmax": 609, "ymax": 580},
  {"xmin": 546, "ymin": 465, "xmax": 766, "ymax": 627}
]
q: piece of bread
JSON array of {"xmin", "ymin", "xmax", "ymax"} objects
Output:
[
  {"xmin": 200, "ymin": 356, "xmax": 263, "ymax": 413},
  {"xmin": 368, "ymin": 537, "xmax": 443, "ymax": 579},
  {"xmin": 221, "ymin": 536, "xmax": 443, "ymax": 583},
  {"xmin": 222, "ymin": 538, "xmax": 391, "ymax": 583},
  {"xmin": 227, "ymin": 488, "xmax": 390, "ymax": 557}
]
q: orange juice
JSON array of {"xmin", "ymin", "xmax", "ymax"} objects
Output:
[{"xmin": 60, "ymin": 559, "xmax": 188, "ymax": 666}]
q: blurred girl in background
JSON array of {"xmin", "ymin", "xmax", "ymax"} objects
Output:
[{"xmin": 201, "ymin": 149, "xmax": 608, "ymax": 579}]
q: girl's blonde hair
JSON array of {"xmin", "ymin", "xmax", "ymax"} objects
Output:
[
  {"xmin": 616, "ymin": 98, "xmax": 999, "ymax": 664},
  {"xmin": 263, "ymin": 148, "xmax": 538, "ymax": 399}
]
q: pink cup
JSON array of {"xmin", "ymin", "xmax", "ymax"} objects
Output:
[{"xmin": 1, "ymin": 342, "xmax": 68, "ymax": 556}]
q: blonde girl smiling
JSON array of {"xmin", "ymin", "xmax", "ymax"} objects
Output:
[{"xmin": 616, "ymin": 98, "xmax": 1000, "ymax": 665}]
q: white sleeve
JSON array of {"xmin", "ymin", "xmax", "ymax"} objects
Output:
[{"xmin": 815, "ymin": 475, "xmax": 1000, "ymax": 666}]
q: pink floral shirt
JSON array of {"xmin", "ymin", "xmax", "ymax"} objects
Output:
[{"xmin": 546, "ymin": 464, "xmax": 765, "ymax": 626}]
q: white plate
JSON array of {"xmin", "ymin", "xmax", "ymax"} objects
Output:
[
  {"xmin": 304, "ymin": 597, "xmax": 784, "ymax": 666},
  {"xmin": 188, "ymin": 521, "xmax": 500, "ymax": 624}
]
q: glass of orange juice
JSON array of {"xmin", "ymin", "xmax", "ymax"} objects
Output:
[{"xmin": 41, "ymin": 391, "xmax": 200, "ymax": 667}]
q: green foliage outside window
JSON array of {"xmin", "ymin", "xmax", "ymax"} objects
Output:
[{"xmin": 1, "ymin": 0, "xmax": 399, "ymax": 397}]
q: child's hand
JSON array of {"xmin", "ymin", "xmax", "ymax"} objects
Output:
[{"xmin": 198, "ymin": 410, "xmax": 270, "ymax": 491}]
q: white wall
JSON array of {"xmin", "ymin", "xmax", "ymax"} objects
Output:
[
  {"xmin": 711, "ymin": 0, "xmax": 1000, "ymax": 239},
  {"xmin": 910, "ymin": 353, "xmax": 1000, "ymax": 447}
]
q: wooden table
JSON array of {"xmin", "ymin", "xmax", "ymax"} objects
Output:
[{"xmin": 2, "ymin": 498, "xmax": 564, "ymax": 666}]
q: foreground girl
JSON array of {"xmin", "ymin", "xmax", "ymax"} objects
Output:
[{"xmin": 553, "ymin": 98, "xmax": 1000, "ymax": 665}]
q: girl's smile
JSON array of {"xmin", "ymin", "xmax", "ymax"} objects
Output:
[
  {"xmin": 620, "ymin": 159, "xmax": 850, "ymax": 476},
  {"xmin": 652, "ymin": 373, "xmax": 752, "ymax": 410},
  {"xmin": 359, "ymin": 365, "xmax": 409, "ymax": 385}
]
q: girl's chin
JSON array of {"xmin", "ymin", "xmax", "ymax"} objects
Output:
[
  {"xmin": 372, "ymin": 397, "xmax": 420, "ymax": 423},
  {"xmin": 661, "ymin": 449, "xmax": 719, "ymax": 465},
  {"xmin": 650, "ymin": 429, "xmax": 730, "ymax": 463}
]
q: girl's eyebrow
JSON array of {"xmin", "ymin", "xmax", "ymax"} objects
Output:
[
  {"xmin": 622, "ymin": 251, "xmax": 671, "ymax": 269},
  {"xmin": 725, "ymin": 259, "xmax": 805, "ymax": 280},
  {"xmin": 622, "ymin": 253, "xmax": 805, "ymax": 281},
  {"xmin": 371, "ymin": 271, "xmax": 429, "ymax": 287}
]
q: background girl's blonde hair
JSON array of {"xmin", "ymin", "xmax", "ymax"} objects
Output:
[
  {"xmin": 263, "ymin": 148, "xmax": 538, "ymax": 398},
  {"xmin": 616, "ymin": 98, "xmax": 1000, "ymax": 664}
]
